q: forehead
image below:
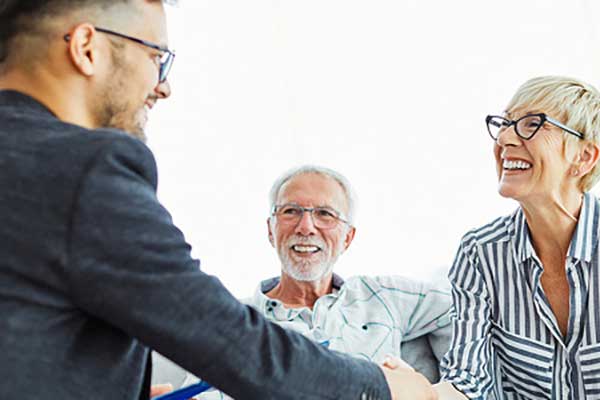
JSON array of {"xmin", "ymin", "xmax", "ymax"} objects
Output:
[
  {"xmin": 506, "ymin": 92, "xmax": 564, "ymax": 121},
  {"xmin": 278, "ymin": 173, "xmax": 349, "ymax": 212},
  {"xmin": 506, "ymin": 105, "xmax": 565, "ymax": 123},
  {"xmin": 505, "ymin": 107, "xmax": 542, "ymax": 119}
]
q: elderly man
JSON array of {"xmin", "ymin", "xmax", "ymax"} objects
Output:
[
  {"xmin": 156, "ymin": 166, "xmax": 451, "ymax": 397},
  {"xmin": 0, "ymin": 1, "xmax": 437, "ymax": 399},
  {"xmin": 256, "ymin": 165, "xmax": 452, "ymax": 379}
]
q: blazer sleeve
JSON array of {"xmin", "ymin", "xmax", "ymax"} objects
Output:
[
  {"xmin": 65, "ymin": 136, "xmax": 391, "ymax": 400},
  {"xmin": 439, "ymin": 237, "xmax": 495, "ymax": 399}
]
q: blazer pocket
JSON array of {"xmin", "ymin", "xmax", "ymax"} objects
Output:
[
  {"xmin": 580, "ymin": 342, "xmax": 600, "ymax": 399},
  {"xmin": 491, "ymin": 323, "xmax": 554, "ymax": 399}
]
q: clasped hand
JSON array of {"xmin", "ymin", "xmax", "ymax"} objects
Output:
[{"xmin": 380, "ymin": 356, "xmax": 438, "ymax": 400}]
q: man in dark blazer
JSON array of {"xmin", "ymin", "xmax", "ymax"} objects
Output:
[{"xmin": 0, "ymin": 1, "xmax": 437, "ymax": 399}]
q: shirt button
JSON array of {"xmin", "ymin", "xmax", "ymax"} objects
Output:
[{"xmin": 271, "ymin": 301, "xmax": 278, "ymax": 307}]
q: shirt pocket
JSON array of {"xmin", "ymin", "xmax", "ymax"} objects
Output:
[
  {"xmin": 491, "ymin": 323, "xmax": 554, "ymax": 399},
  {"xmin": 579, "ymin": 342, "xmax": 600, "ymax": 399}
]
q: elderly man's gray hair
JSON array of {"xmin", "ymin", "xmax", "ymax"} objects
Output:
[{"xmin": 269, "ymin": 165, "xmax": 357, "ymax": 225}]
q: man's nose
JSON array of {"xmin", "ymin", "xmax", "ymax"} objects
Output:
[
  {"xmin": 155, "ymin": 79, "xmax": 171, "ymax": 99},
  {"xmin": 294, "ymin": 210, "xmax": 317, "ymax": 236}
]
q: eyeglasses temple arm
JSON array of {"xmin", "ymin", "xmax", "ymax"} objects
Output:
[{"xmin": 546, "ymin": 116, "xmax": 584, "ymax": 139}]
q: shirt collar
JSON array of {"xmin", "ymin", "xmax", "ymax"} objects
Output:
[
  {"xmin": 0, "ymin": 90, "xmax": 57, "ymax": 118},
  {"xmin": 258, "ymin": 273, "xmax": 345, "ymax": 293},
  {"xmin": 510, "ymin": 192, "xmax": 599, "ymax": 264},
  {"xmin": 251, "ymin": 273, "xmax": 345, "ymax": 318},
  {"xmin": 509, "ymin": 207, "xmax": 535, "ymax": 263},
  {"xmin": 567, "ymin": 192, "xmax": 599, "ymax": 262}
]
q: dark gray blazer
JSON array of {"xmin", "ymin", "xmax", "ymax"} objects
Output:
[{"xmin": 0, "ymin": 91, "xmax": 390, "ymax": 400}]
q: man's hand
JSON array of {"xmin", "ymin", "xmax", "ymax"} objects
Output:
[
  {"xmin": 150, "ymin": 383, "xmax": 173, "ymax": 399},
  {"xmin": 380, "ymin": 355, "xmax": 438, "ymax": 400}
]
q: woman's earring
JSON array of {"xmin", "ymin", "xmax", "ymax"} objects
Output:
[{"xmin": 573, "ymin": 168, "xmax": 580, "ymax": 176}]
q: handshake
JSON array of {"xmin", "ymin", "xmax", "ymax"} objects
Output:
[
  {"xmin": 151, "ymin": 356, "xmax": 463, "ymax": 400},
  {"xmin": 380, "ymin": 356, "xmax": 437, "ymax": 400},
  {"xmin": 381, "ymin": 356, "xmax": 463, "ymax": 400}
]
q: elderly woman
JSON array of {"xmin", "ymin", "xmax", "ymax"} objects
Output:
[{"xmin": 435, "ymin": 76, "xmax": 600, "ymax": 400}]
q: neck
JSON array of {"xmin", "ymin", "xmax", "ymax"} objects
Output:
[
  {"xmin": 0, "ymin": 67, "xmax": 96, "ymax": 129},
  {"xmin": 266, "ymin": 272, "xmax": 334, "ymax": 309},
  {"xmin": 520, "ymin": 190, "xmax": 584, "ymax": 272}
]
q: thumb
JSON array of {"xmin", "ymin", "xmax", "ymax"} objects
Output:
[
  {"xmin": 150, "ymin": 383, "xmax": 174, "ymax": 398},
  {"xmin": 382, "ymin": 355, "xmax": 414, "ymax": 371}
]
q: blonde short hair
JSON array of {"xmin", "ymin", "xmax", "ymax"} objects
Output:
[{"xmin": 506, "ymin": 76, "xmax": 600, "ymax": 191}]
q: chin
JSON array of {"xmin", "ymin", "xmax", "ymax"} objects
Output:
[
  {"xmin": 131, "ymin": 112, "xmax": 148, "ymax": 142},
  {"xmin": 285, "ymin": 262, "xmax": 331, "ymax": 282},
  {"xmin": 498, "ymin": 184, "xmax": 515, "ymax": 198},
  {"xmin": 498, "ymin": 184, "xmax": 525, "ymax": 201},
  {"xmin": 105, "ymin": 111, "xmax": 147, "ymax": 142},
  {"xmin": 131, "ymin": 125, "xmax": 147, "ymax": 143}
]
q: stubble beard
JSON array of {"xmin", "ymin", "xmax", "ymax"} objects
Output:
[{"xmin": 94, "ymin": 47, "xmax": 148, "ymax": 142}]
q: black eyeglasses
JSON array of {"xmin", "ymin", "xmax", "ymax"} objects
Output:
[
  {"xmin": 486, "ymin": 113, "xmax": 584, "ymax": 141},
  {"xmin": 64, "ymin": 27, "xmax": 175, "ymax": 83},
  {"xmin": 272, "ymin": 204, "xmax": 350, "ymax": 229}
]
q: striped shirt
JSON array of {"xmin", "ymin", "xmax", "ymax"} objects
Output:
[{"xmin": 441, "ymin": 192, "xmax": 600, "ymax": 400}]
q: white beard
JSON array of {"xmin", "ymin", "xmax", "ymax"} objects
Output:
[
  {"xmin": 280, "ymin": 255, "xmax": 336, "ymax": 282},
  {"xmin": 278, "ymin": 236, "xmax": 345, "ymax": 282}
]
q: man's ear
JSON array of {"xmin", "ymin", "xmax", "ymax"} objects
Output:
[
  {"xmin": 576, "ymin": 141, "xmax": 600, "ymax": 177},
  {"xmin": 65, "ymin": 23, "xmax": 101, "ymax": 77},
  {"xmin": 343, "ymin": 226, "xmax": 356, "ymax": 251},
  {"xmin": 267, "ymin": 217, "xmax": 275, "ymax": 247}
]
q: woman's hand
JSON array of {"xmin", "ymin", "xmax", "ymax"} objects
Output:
[
  {"xmin": 433, "ymin": 381, "xmax": 468, "ymax": 400},
  {"xmin": 380, "ymin": 355, "xmax": 437, "ymax": 400},
  {"xmin": 382, "ymin": 355, "xmax": 415, "ymax": 371}
]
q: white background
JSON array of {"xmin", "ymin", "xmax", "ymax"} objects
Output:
[{"xmin": 146, "ymin": 0, "xmax": 600, "ymax": 297}]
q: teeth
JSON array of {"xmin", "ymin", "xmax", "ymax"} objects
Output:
[
  {"xmin": 503, "ymin": 159, "xmax": 532, "ymax": 170},
  {"xmin": 292, "ymin": 245, "xmax": 320, "ymax": 253}
]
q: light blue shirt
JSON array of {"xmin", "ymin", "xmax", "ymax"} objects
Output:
[
  {"xmin": 248, "ymin": 274, "xmax": 452, "ymax": 366},
  {"xmin": 189, "ymin": 274, "xmax": 452, "ymax": 399}
]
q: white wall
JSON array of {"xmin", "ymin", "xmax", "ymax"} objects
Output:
[{"xmin": 145, "ymin": 0, "xmax": 600, "ymax": 297}]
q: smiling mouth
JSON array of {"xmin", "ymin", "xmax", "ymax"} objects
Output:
[
  {"xmin": 503, "ymin": 159, "xmax": 532, "ymax": 171},
  {"xmin": 291, "ymin": 245, "xmax": 322, "ymax": 254}
]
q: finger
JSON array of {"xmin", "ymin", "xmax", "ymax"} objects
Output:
[
  {"xmin": 150, "ymin": 383, "xmax": 174, "ymax": 398},
  {"xmin": 382, "ymin": 355, "xmax": 414, "ymax": 371}
]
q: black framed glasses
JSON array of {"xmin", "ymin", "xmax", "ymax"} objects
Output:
[
  {"xmin": 64, "ymin": 27, "xmax": 175, "ymax": 83},
  {"xmin": 272, "ymin": 204, "xmax": 350, "ymax": 229},
  {"xmin": 486, "ymin": 113, "xmax": 584, "ymax": 141}
]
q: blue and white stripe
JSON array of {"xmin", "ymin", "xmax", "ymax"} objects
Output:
[{"xmin": 441, "ymin": 192, "xmax": 600, "ymax": 399}]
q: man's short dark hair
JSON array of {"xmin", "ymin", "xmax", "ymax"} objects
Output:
[{"xmin": 0, "ymin": 0, "xmax": 177, "ymax": 64}]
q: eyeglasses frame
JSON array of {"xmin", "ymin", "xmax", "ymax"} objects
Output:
[
  {"xmin": 63, "ymin": 26, "xmax": 175, "ymax": 83},
  {"xmin": 271, "ymin": 204, "xmax": 351, "ymax": 229},
  {"xmin": 485, "ymin": 113, "xmax": 584, "ymax": 141}
]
